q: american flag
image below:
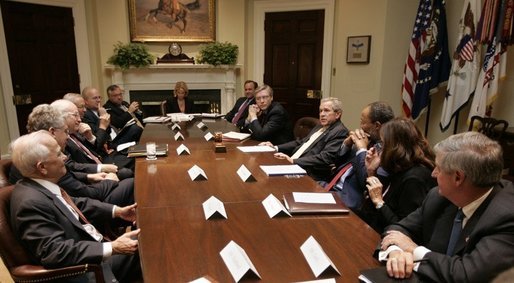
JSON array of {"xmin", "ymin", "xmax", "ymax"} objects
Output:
[{"xmin": 401, "ymin": 0, "xmax": 433, "ymax": 119}]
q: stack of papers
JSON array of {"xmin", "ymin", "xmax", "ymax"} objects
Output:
[
  {"xmin": 222, "ymin": 131, "xmax": 251, "ymax": 142},
  {"xmin": 237, "ymin": 146, "xmax": 276, "ymax": 153},
  {"xmin": 143, "ymin": 116, "xmax": 171, "ymax": 123},
  {"xmin": 259, "ymin": 164, "xmax": 307, "ymax": 176},
  {"xmin": 201, "ymin": 113, "xmax": 224, "ymax": 118},
  {"xmin": 127, "ymin": 143, "xmax": 169, "ymax": 157},
  {"xmin": 167, "ymin": 113, "xmax": 194, "ymax": 122}
]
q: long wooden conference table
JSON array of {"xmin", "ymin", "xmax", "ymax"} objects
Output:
[{"xmin": 135, "ymin": 119, "xmax": 380, "ymax": 282}]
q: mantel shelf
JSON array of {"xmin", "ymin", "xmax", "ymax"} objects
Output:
[{"xmin": 104, "ymin": 64, "xmax": 242, "ymax": 71}]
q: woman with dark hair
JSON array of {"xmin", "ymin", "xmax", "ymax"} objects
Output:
[
  {"xmin": 166, "ymin": 81, "xmax": 194, "ymax": 113},
  {"xmin": 359, "ymin": 117, "xmax": 436, "ymax": 233}
]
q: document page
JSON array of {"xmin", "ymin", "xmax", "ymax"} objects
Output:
[
  {"xmin": 237, "ymin": 145, "xmax": 276, "ymax": 153},
  {"xmin": 292, "ymin": 192, "xmax": 336, "ymax": 204}
]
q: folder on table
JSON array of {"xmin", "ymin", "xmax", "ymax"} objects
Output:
[
  {"xmin": 282, "ymin": 192, "xmax": 349, "ymax": 214},
  {"xmin": 127, "ymin": 143, "xmax": 168, "ymax": 157}
]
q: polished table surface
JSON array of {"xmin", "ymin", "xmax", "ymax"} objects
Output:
[{"xmin": 135, "ymin": 120, "xmax": 380, "ymax": 282}]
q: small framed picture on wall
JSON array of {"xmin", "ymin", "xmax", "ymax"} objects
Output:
[{"xmin": 346, "ymin": 35, "xmax": 371, "ymax": 64}]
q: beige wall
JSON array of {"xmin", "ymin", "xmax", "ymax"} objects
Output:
[{"xmin": 3, "ymin": 0, "xmax": 514, "ymax": 156}]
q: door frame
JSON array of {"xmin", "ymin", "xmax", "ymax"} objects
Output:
[
  {"xmin": 253, "ymin": 0, "xmax": 335, "ymax": 98},
  {"xmin": 0, "ymin": 0, "xmax": 91, "ymax": 140}
]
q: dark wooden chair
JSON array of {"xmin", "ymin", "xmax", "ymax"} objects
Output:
[
  {"xmin": 0, "ymin": 159, "xmax": 12, "ymax": 188},
  {"xmin": 160, "ymin": 100, "xmax": 168, "ymax": 116},
  {"xmin": 0, "ymin": 186, "xmax": 105, "ymax": 282},
  {"xmin": 293, "ymin": 117, "xmax": 320, "ymax": 140},
  {"xmin": 468, "ymin": 115, "xmax": 509, "ymax": 141}
]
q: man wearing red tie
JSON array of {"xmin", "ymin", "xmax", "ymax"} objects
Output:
[{"xmin": 10, "ymin": 131, "xmax": 142, "ymax": 282}]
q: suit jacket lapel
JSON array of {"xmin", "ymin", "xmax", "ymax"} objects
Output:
[
  {"xmin": 454, "ymin": 185, "xmax": 499, "ymax": 255},
  {"xmin": 21, "ymin": 179, "xmax": 90, "ymax": 233}
]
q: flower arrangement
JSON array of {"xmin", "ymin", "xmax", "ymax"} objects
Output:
[{"xmin": 196, "ymin": 41, "xmax": 238, "ymax": 66}]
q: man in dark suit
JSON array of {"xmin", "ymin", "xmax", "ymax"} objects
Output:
[
  {"xmin": 261, "ymin": 97, "xmax": 349, "ymax": 181},
  {"xmin": 10, "ymin": 131, "xmax": 142, "ymax": 282},
  {"xmin": 241, "ymin": 84, "xmax": 293, "ymax": 145},
  {"xmin": 225, "ymin": 80, "xmax": 257, "ymax": 128},
  {"xmin": 82, "ymin": 86, "xmax": 142, "ymax": 148},
  {"xmin": 104, "ymin": 85, "xmax": 144, "ymax": 144},
  {"xmin": 377, "ymin": 132, "xmax": 514, "ymax": 282},
  {"xmin": 325, "ymin": 101, "xmax": 394, "ymax": 209}
]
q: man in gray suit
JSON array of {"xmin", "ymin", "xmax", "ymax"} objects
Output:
[
  {"xmin": 10, "ymin": 131, "xmax": 142, "ymax": 282},
  {"xmin": 377, "ymin": 132, "xmax": 514, "ymax": 282}
]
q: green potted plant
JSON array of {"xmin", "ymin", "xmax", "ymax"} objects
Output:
[
  {"xmin": 196, "ymin": 41, "xmax": 238, "ymax": 66},
  {"xmin": 107, "ymin": 41, "xmax": 154, "ymax": 70}
]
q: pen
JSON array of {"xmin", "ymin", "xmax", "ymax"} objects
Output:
[{"xmin": 413, "ymin": 259, "xmax": 429, "ymax": 263}]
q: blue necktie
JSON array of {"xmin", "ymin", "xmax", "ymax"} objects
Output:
[{"xmin": 446, "ymin": 209, "xmax": 464, "ymax": 255}]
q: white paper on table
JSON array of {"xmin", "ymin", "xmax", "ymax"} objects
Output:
[
  {"xmin": 294, "ymin": 279, "xmax": 337, "ymax": 283},
  {"xmin": 259, "ymin": 164, "xmax": 307, "ymax": 176},
  {"xmin": 237, "ymin": 145, "xmax": 276, "ymax": 153},
  {"xmin": 300, "ymin": 236, "xmax": 340, "ymax": 278},
  {"xmin": 202, "ymin": 196, "xmax": 227, "ymax": 219},
  {"xmin": 262, "ymin": 194, "xmax": 291, "ymax": 218},
  {"xmin": 196, "ymin": 122, "xmax": 207, "ymax": 129},
  {"xmin": 219, "ymin": 241, "xmax": 261, "ymax": 282},
  {"xmin": 188, "ymin": 165, "xmax": 207, "ymax": 181},
  {"xmin": 222, "ymin": 131, "xmax": 251, "ymax": 141},
  {"xmin": 204, "ymin": 132, "xmax": 214, "ymax": 141},
  {"xmin": 292, "ymin": 192, "xmax": 336, "ymax": 204},
  {"xmin": 167, "ymin": 113, "xmax": 194, "ymax": 122},
  {"xmin": 188, "ymin": 277, "xmax": 214, "ymax": 283},
  {"xmin": 236, "ymin": 165, "xmax": 255, "ymax": 182},
  {"xmin": 116, "ymin": 141, "xmax": 136, "ymax": 152},
  {"xmin": 174, "ymin": 132, "xmax": 185, "ymax": 141},
  {"xmin": 176, "ymin": 144, "xmax": 191, "ymax": 155}
]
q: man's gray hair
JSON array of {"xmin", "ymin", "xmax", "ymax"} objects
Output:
[
  {"xmin": 320, "ymin": 97, "xmax": 342, "ymax": 114},
  {"xmin": 50, "ymin": 99, "xmax": 76, "ymax": 113},
  {"xmin": 434, "ymin": 131, "xmax": 503, "ymax": 188},
  {"xmin": 10, "ymin": 130, "xmax": 54, "ymax": 177},
  {"xmin": 63, "ymin": 93, "xmax": 82, "ymax": 104},
  {"xmin": 26, "ymin": 104, "xmax": 66, "ymax": 133}
]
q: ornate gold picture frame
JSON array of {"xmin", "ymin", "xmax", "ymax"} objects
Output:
[{"xmin": 129, "ymin": 0, "xmax": 216, "ymax": 42}]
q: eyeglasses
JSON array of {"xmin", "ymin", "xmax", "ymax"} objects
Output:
[{"xmin": 67, "ymin": 112, "xmax": 80, "ymax": 118}]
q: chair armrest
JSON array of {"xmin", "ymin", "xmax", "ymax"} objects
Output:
[{"xmin": 10, "ymin": 263, "xmax": 105, "ymax": 283}]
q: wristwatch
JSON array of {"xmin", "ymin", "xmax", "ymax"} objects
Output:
[{"xmin": 375, "ymin": 202, "xmax": 385, "ymax": 209}]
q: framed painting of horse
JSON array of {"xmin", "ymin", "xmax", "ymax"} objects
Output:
[{"xmin": 129, "ymin": 0, "xmax": 216, "ymax": 42}]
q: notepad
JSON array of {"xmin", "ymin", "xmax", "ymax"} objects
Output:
[{"xmin": 259, "ymin": 165, "xmax": 307, "ymax": 176}]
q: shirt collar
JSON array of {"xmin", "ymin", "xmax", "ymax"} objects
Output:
[
  {"xmin": 461, "ymin": 187, "xmax": 493, "ymax": 222},
  {"xmin": 31, "ymin": 178, "xmax": 62, "ymax": 197}
]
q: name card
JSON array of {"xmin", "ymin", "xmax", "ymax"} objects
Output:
[
  {"xmin": 171, "ymin": 123, "xmax": 181, "ymax": 131},
  {"xmin": 220, "ymin": 241, "xmax": 261, "ymax": 282},
  {"xmin": 204, "ymin": 132, "xmax": 214, "ymax": 141},
  {"xmin": 174, "ymin": 132, "xmax": 185, "ymax": 141},
  {"xmin": 300, "ymin": 236, "xmax": 340, "ymax": 278},
  {"xmin": 188, "ymin": 165, "xmax": 207, "ymax": 181},
  {"xmin": 262, "ymin": 194, "xmax": 291, "ymax": 218},
  {"xmin": 176, "ymin": 144, "xmax": 191, "ymax": 155},
  {"xmin": 294, "ymin": 279, "xmax": 336, "ymax": 283},
  {"xmin": 237, "ymin": 165, "xmax": 256, "ymax": 182},
  {"xmin": 196, "ymin": 122, "xmax": 208, "ymax": 130},
  {"xmin": 202, "ymin": 196, "xmax": 227, "ymax": 219},
  {"xmin": 188, "ymin": 276, "xmax": 218, "ymax": 283}
]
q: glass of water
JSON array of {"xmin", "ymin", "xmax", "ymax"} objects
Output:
[{"xmin": 146, "ymin": 142, "xmax": 157, "ymax": 160}]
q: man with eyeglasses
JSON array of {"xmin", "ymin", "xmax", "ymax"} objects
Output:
[
  {"xmin": 82, "ymin": 86, "xmax": 141, "ymax": 148},
  {"xmin": 104, "ymin": 85, "xmax": 143, "ymax": 133},
  {"xmin": 240, "ymin": 84, "xmax": 293, "ymax": 145}
]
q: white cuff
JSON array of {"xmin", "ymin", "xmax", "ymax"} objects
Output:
[
  {"xmin": 378, "ymin": 245, "xmax": 403, "ymax": 262},
  {"xmin": 102, "ymin": 242, "xmax": 112, "ymax": 260},
  {"xmin": 111, "ymin": 205, "xmax": 117, "ymax": 218},
  {"xmin": 97, "ymin": 164, "xmax": 102, "ymax": 173},
  {"xmin": 412, "ymin": 246, "xmax": 430, "ymax": 272},
  {"xmin": 356, "ymin": 148, "xmax": 367, "ymax": 155}
]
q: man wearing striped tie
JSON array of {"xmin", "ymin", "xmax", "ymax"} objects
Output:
[
  {"xmin": 376, "ymin": 132, "xmax": 514, "ymax": 282},
  {"xmin": 260, "ymin": 97, "xmax": 348, "ymax": 182},
  {"xmin": 225, "ymin": 80, "xmax": 258, "ymax": 128}
]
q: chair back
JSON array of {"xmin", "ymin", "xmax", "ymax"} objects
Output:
[
  {"xmin": 468, "ymin": 115, "xmax": 509, "ymax": 140},
  {"xmin": 160, "ymin": 100, "xmax": 168, "ymax": 116},
  {"xmin": 0, "ymin": 186, "xmax": 33, "ymax": 270},
  {"xmin": 0, "ymin": 159, "xmax": 12, "ymax": 188},
  {"xmin": 294, "ymin": 117, "xmax": 320, "ymax": 140}
]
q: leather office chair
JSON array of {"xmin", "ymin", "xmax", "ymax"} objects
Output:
[
  {"xmin": 0, "ymin": 159, "xmax": 12, "ymax": 188},
  {"xmin": 468, "ymin": 115, "xmax": 508, "ymax": 141},
  {"xmin": 293, "ymin": 117, "xmax": 320, "ymax": 140},
  {"xmin": 160, "ymin": 100, "xmax": 168, "ymax": 116},
  {"xmin": 0, "ymin": 186, "xmax": 105, "ymax": 282}
]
